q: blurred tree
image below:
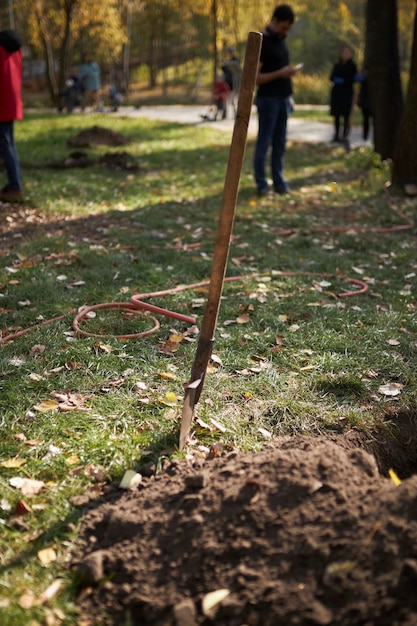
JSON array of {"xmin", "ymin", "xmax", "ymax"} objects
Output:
[
  {"xmin": 20, "ymin": 0, "xmax": 126, "ymax": 103},
  {"xmin": 365, "ymin": 0, "xmax": 403, "ymax": 160},
  {"xmin": 392, "ymin": 0, "xmax": 417, "ymax": 185}
]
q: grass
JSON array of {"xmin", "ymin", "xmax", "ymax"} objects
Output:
[{"xmin": 0, "ymin": 109, "xmax": 416, "ymax": 624}]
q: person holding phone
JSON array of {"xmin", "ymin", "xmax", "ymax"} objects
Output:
[{"xmin": 253, "ymin": 4, "xmax": 297, "ymax": 197}]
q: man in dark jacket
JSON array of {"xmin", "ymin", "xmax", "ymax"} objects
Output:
[
  {"xmin": 0, "ymin": 30, "xmax": 23, "ymax": 202},
  {"xmin": 253, "ymin": 4, "xmax": 297, "ymax": 196}
]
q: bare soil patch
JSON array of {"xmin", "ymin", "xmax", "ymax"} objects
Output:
[
  {"xmin": 71, "ymin": 425, "xmax": 417, "ymax": 626},
  {"xmin": 67, "ymin": 125, "xmax": 132, "ymax": 148}
]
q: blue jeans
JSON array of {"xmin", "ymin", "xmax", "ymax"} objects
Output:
[
  {"xmin": 254, "ymin": 96, "xmax": 290, "ymax": 193},
  {"xmin": 0, "ymin": 121, "xmax": 22, "ymax": 191}
]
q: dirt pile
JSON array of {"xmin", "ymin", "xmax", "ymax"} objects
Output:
[
  {"xmin": 67, "ymin": 126, "xmax": 132, "ymax": 148},
  {"xmin": 72, "ymin": 436, "xmax": 417, "ymax": 625}
]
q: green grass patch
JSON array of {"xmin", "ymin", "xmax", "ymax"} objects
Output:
[{"xmin": 0, "ymin": 110, "xmax": 416, "ymax": 624}]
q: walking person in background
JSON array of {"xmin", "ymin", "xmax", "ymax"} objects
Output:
[
  {"xmin": 222, "ymin": 46, "xmax": 241, "ymax": 118},
  {"xmin": 253, "ymin": 4, "xmax": 297, "ymax": 197},
  {"xmin": 0, "ymin": 29, "xmax": 23, "ymax": 202},
  {"xmin": 330, "ymin": 45, "xmax": 358, "ymax": 145},
  {"xmin": 79, "ymin": 53, "xmax": 102, "ymax": 111}
]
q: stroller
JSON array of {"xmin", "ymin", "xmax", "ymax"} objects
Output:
[{"xmin": 58, "ymin": 76, "xmax": 84, "ymax": 113}]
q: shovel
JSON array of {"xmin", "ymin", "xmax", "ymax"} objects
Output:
[{"xmin": 179, "ymin": 31, "xmax": 262, "ymax": 450}]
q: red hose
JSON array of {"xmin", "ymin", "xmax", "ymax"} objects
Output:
[{"xmin": 1, "ymin": 272, "xmax": 368, "ymax": 344}]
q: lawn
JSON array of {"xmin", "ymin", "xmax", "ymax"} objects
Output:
[{"xmin": 0, "ymin": 110, "xmax": 416, "ymax": 625}]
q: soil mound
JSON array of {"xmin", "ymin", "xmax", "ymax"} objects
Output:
[
  {"xmin": 67, "ymin": 126, "xmax": 131, "ymax": 147},
  {"xmin": 72, "ymin": 437, "xmax": 417, "ymax": 625}
]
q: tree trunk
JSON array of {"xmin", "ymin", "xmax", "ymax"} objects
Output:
[
  {"xmin": 34, "ymin": 3, "xmax": 59, "ymax": 104},
  {"xmin": 392, "ymin": 0, "xmax": 417, "ymax": 185},
  {"xmin": 58, "ymin": 1, "xmax": 77, "ymax": 94},
  {"xmin": 211, "ymin": 0, "xmax": 218, "ymax": 84},
  {"xmin": 365, "ymin": 0, "xmax": 403, "ymax": 159}
]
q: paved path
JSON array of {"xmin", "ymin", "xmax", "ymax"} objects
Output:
[{"xmin": 114, "ymin": 104, "xmax": 370, "ymax": 148}]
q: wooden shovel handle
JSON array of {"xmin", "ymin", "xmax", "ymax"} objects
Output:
[{"xmin": 179, "ymin": 31, "xmax": 262, "ymax": 450}]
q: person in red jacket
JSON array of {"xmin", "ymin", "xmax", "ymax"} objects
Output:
[
  {"xmin": 212, "ymin": 73, "xmax": 230, "ymax": 120},
  {"xmin": 0, "ymin": 30, "xmax": 23, "ymax": 202}
]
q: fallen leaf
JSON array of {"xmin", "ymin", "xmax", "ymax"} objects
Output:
[
  {"xmin": 38, "ymin": 578, "xmax": 63, "ymax": 604},
  {"xmin": 18, "ymin": 592, "xmax": 35, "ymax": 609},
  {"xmin": 65, "ymin": 454, "xmax": 80, "ymax": 466},
  {"xmin": 1, "ymin": 458, "xmax": 26, "ymax": 469},
  {"xmin": 158, "ymin": 371, "xmax": 177, "ymax": 381},
  {"xmin": 9, "ymin": 477, "xmax": 45, "ymax": 497},
  {"xmin": 209, "ymin": 418, "xmax": 227, "ymax": 433},
  {"xmin": 377, "ymin": 383, "xmax": 403, "ymax": 397},
  {"xmin": 119, "ymin": 470, "xmax": 143, "ymax": 490},
  {"xmin": 28, "ymin": 372, "xmax": 44, "ymax": 381},
  {"xmin": 34, "ymin": 399, "xmax": 59, "ymax": 412},
  {"xmin": 38, "ymin": 547, "xmax": 57, "ymax": 565},
  {"xmin": 159, "ymin": 392, "xmax": 178, "ymax": 406},
  {"xmin": 388, "ymin": 468, "xmax": 401, "ymax": 486},
  {"xmin": 236, "ymin": 313, "xmax": 250, "ymax": 324},
  {"xmin": 258, "ymin": 427, "xmax": 272, "ymax": 438},
  {"xmin": 202, "ymin": 589, "xmax": 230, "ymax": 616},
  {"xmin": 14, "ymin": 500, "xmax": 32, "ymax": 515}
]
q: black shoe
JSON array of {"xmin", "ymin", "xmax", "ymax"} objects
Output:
[
  {"xmin": 257, "ymin": 187, "xmax": 269, "ymax": 197},
  {"xmin": 274, "ymin": 186, "xmax": 289, "ymax": 195},
  {"xmin": 342, "ymin": 138, "xmax": 351, "ymax": 152}
]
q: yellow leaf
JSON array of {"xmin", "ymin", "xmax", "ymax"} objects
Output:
[
  {"xmin": 388, "ymin": 468, "xmax": 401, "ymax": 486},
  {"xmin": 37, "ymin": 547, "xmax": 57, "ymax": 565},
  {"xmin": 65, "ymin": 455, "xmax": 80, "ymax": 466},
  {"xmin": 158, "ymin": 371, "xmax": 177, "ymax": 381},
  {"xmin": 169, "ymin": 333, "xmax": 184, "ymax": 343},
  {"xmin": 159, "ymin": 392, "xmax": 178, "ymax": 407},
  {"xmin": 34, "ymin": 400, "xmax": 59, "ymax": 412},
  {"xmin": 1, "ymin": 458, "xmax": 26, "ymax": 469}
]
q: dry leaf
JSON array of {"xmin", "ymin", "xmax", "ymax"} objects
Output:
[
  {"xmin": 9, "ymin": 477, "xmax": 45, "ymax": 497},
  {"xmin": 1, "ymin": 458, "xmax": 26, "ymax": 469},
  {"xmin": 38, "ymin": 547, "xmax": 57, "ymax": 565},
  {"xmin": 377, "ymin": 383, "xmax": 403, "ymax": 397},
  {"xmin": 29, "ymin": 372, "xmax": 44, "ymax": 381},
  {"xmin": 209, "ymin": 418, "xmax": 227, "ymax": 433},
  {"xmin": 202, "ymin": 589, "xmax": 230, "ymax": 616},
  {"xmin": 119, "ymin": 470, "xmax": 143, "ymax": 490},
  {"xmin": 159, "ymin": 392, "xmax": 178, "ymax": 406},
  {"xmin": 65, "ymin": 454, "xmax": 80, "ymax": 466},
  {"xmin": 18, "ymin": 592, "xmax": 35, "ymax": 609},
  {"xmin": 236, "ymin": 313, "xmax": 250, "ymax": 324},
  {"xmin": 210, "ymin": 353, "xmax": 223, "ymax": 366},
  {"xmin": 34, "ymin": 399, "xmax": 59, "ymax": 412},
  {"xmin": 258, "ymin": 427, "xmax": 272, "ymax": 438},
  {"xmin": 38, "ymin": 579, "xmax": 64, "ymax": 605},
  {"xmin": 388, "ymin": 468, "xmax": 401, "ymax": 486},
  {"xmin": 14, "ymin": 499, "xmax": 32, "ymax": 515},
  {"xmin": 158, "ymin": 371, "xmax": 177, "ymax": 380}
]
